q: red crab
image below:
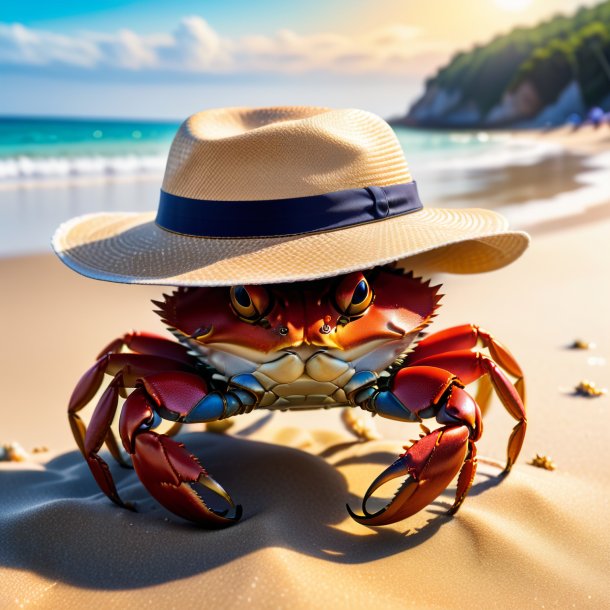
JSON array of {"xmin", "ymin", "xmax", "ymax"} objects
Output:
[{"xmin": 68, "ymin": 266, "xmax": 526, "ymax": 527}]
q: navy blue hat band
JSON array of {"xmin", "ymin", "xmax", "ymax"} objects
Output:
[{"xmin": 156, "ymin": 181, "xmax": 423, "ymax": 239}]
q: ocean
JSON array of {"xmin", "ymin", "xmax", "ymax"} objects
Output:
[
  {"xmin": 0, "ymin": 117, "xmax": 178, "ymax": 181},
  {"xmin": 0, "ymin": 116, "xmax": 607, "ymax": 257}
]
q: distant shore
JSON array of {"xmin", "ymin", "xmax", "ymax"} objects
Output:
[{"xmin": 501, "ymin": 124, "xmax": 610, "ymax": 232}]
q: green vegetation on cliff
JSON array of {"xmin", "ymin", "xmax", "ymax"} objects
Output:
[{"xmin": 429, "ymin": 1, "xmax": 610, "ymax": 116}]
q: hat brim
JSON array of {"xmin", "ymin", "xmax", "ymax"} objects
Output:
[{"xmin": 52, "ymin": 208, "xmax": 529, "ymax": 286}]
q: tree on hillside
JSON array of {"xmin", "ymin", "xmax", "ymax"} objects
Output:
[{"xmin": 410, "ymin": 0, "xmax": 610, "ymax": 124}]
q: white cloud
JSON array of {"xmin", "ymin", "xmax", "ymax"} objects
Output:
[
  {"xmin": 0, "ymin": 23, "xmax": 100, "ymax": 67},
  {"xmin": 0, "ymin": 17, "xmax": 445, "ymax": 77}
]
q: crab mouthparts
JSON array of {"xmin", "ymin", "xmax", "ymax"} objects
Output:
[{"xmin": 182, "ymin": 336, "xmax": 418, "ymax": 410}]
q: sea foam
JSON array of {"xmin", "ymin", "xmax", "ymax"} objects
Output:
[{"xmin": 0, "ymin": 154, "xmax": 166, "ymax": 182}]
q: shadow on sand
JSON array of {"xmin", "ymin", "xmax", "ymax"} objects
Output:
[{"xmin": 0, "ymin": 432, "xmax": 502, "ymax": 590}]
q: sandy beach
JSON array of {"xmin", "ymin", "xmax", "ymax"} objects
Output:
[{"xmin": 1, "ymin": 128, "xmax": 610, "ymax": 608}]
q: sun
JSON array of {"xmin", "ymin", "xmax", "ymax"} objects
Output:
[{"xmin": 494, "ymin": 0, "xmax": 532, "ymax": 11}]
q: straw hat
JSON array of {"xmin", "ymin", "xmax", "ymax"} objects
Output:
[{"xmin": 52, "ymin": 106, "xmax": 529, "ymax": 286}]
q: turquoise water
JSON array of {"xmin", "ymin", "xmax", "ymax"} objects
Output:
[
  {"xmin": 0, "ymin": 117, "xmax": 179, "ymax": 157},
  {"xmin": 0, "ymin": 117, "xmax": 500, "ymax": 158}
]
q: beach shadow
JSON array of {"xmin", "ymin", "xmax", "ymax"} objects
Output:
[
  {"xmin": 1, "ymin": 433, "xmax": 464, "ymax": 590},
  {"xmin": 234, "ymin": 411, "xmax": 275, "ymax": 436}
]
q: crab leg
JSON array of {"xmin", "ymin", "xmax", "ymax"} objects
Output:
[
  {"xmin": 70, "ymin": 353, "xmax": 194, "ymax": 412},
  {"xmin": 349, "ymin": 366, "xmax": 481, "ymax": 526},
  {"xmin": 118, "ymin": 372, "xmax": 244, "ymax": 526},
  {"xmin": 69, "ymin": 353, "xmax": 195, "ymax": 466},
  {"xmin": 76, "ymin": 367, "xmax": 247, "ymax": 525},
  {"xmin": 81, "ymin": 373, "xmax": 133, "ymax": 508},
  {"xmin": 410, "ymin": 350, "xmax": 526, "ymax": 472},
  {"xmin": 92, "ymin": 330, "xmax": 195, "ymax": 435},
  {"xmin": 96, "ymin": 330, "xmax": 193, "ymax": 363},
  {"xmin": 73, "ymin": 354, "xmax": 194, "ymax": 505},
  {"xmin": 407, "ymin": 324, "xmax": 522, "ymax": 377},
  {"xmin": 407, "ymin": 324, "xmax": 525, "ymax": 409}
]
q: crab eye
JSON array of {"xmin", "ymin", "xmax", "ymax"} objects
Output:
[
  {"xmin": 230, "ymin": 285, "xmax": 270, "ymax": 322},
  {"xmin": 335, "ymin": 273, "xmax": 374, "ymax": 317}
]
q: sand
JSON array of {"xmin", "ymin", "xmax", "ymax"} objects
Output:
[
  {"xmin": 537, "ymin": 124, "xmax": 610, "ymax": 155},
  {"xmin": 1, "ymin": 211, "xmax": 609, "ymax": 608},
  {"xmin": 2, "ymin": 125, "xmax": 610, "ymax": 608}
]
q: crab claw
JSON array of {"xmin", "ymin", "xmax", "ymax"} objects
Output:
[
  {"xmin": 347, "ymin": 426, "xmax": 470, "ymax": 526},
  {"xmin": 120, "ymin": 388, "xmax": 242, "ymax": 527},
  {"xmin": 131, "ymin": 433, "xmax": 242, "ymax": 527}
]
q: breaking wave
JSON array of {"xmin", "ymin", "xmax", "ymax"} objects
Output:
[{"xmin": 0, "ymin": 154, "xmax": 166, "ymax": 182}]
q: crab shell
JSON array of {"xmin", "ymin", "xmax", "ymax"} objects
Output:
[{"xmin": 156, "ymin": 268, "xmax": 442, "ymax": 410}]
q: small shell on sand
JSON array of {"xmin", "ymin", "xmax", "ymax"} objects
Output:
[
  {"xmin": 569, "ymin": 339, "xmax": 596, "ymax": 350},
  {"xmin": 574, "ymin": 380, "xmax": 607, "ymax": 397},
  {"xmin": 0, "ymin": 442, "xmax": 30, "ymax": 462},
  {"xmin": 528, "ymin": 454, "xmax": 556, "ymax": 471},
  {"xmin": 340, "ymin": 408, "xmax": 381, "ymax": 441}
]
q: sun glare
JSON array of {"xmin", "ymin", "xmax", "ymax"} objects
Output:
[{"xmin": 495, "ymin": 0, "xmax": 532, "ymax": 11}]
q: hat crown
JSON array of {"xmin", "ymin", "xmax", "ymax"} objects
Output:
[{"xmin": 161, "ymin": 106, "xmax": 412, "ymax": 201}]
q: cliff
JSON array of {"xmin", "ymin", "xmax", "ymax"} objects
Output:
[{"xmin": 396, "ymin": 2, "xmax": 610, "ymax": 128}]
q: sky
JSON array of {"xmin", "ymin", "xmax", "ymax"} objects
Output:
[{"xmin": 0, "ymin": 0, "xmax": 603, "ymax": 120}]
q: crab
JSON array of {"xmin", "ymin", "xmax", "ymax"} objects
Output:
[{"xmin": 68, "ymin": 266, "xmax": 526, "ymax": 527}]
